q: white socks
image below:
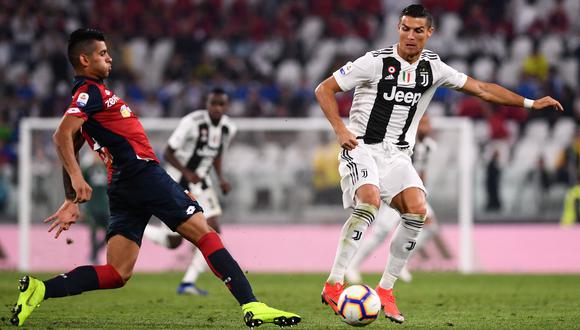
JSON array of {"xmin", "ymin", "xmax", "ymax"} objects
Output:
[
  {"xmin": 327, "ymin": 203, "xmax": 378, "ymax": 284},
  {"xmin": 379, "ymin": 213, "xmax": 425, "ymax": 289},
  {"xmin": 182, "ymin": 248, "xmax": 209, "ymax": 284},
  {"xmin": 347, "ymin": 205, "xmax": 400, "ymax": 280}
]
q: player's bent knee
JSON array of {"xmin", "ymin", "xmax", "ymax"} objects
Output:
[
  {"xmin": 355, "ymin": 185, "xmax": 381, "ymax": 209},
  {"xmin": 406, "ymin": 205, "xmax": 427, "ymax": 216},
  {"xmin": 176, "ymin": 213, "xmax": 213, "ymax": 244}
]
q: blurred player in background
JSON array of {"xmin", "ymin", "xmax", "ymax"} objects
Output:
[
  {"xmin": 81, "ymin": 152, "xmax": 109, "ymax": 264},
  {"xmin": 315, "ymin": 4, "xmax": 562, "ymax": 324},
  {"xmin": 10, "ymin": 28, "xmax": 300, "ymax": 328},
  {"xmin": 345, "ymin": 115, "xmax": 451, "ymax": 284},
  {"xmin": 144, "ymin": 87, "xmax": 236, "ymax": 296}
]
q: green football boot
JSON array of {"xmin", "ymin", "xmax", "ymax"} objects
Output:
[
  {"xmin": 10, "ymin": 276, "xmax": 46, "ymax": 326},
  {"xmin": 242, "ymin": 301, "xmax": 301, "ymax": 328}
]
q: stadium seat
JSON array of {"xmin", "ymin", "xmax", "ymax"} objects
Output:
[
  {"xmin": 147, "ymin": 39, "xmax": 174, "ymax": 90},
  {"xmin": 127, "ymin": 38, "xmax": 148, "ymax": 75},
  {"xmin": 276, "ymin": 59, "xmax": 302, "ymax": 87},
  {"xmin": 505, "ymin": 120, "xmax": 520, "ymax": 144},
  {"xmin": 427, "ymin": 101, "xmax": 445, "ymax": 117},
  {"xmin": 471, "ymin": 57, "xmax": 495, "ymax": 82},
  {"xmin": 338, "ymin": 36, "xmax": 367, "ymax": 57},
  {"xmin": 439, "ymin": 13, "xmax": 461, "ymax": 41},
  {"xmin": 305, "ymin": 39, "xmax": 338, "ymax": 85},
  {"xmin": 558, "ymin": 58, "xmax": 578, "ymax": 89},
  {"xmin": 426, "ymin": 34, "xmax": 447, "ymax": 57},
  {"xmin": 522, "ymin": 119, "xmax": 549, "ymax": 142},
  {"xmin": 551, "ymin": 117, "xmax": 575, "ymax": 146},
  {"xmin": 511, "ymin": 140, "xmax": 541, "ymax": 171},
  {"xmin": 539, "ymin": 35, "xmax": 564, "ymax": 64},
  {"xmin": 473, "ymin": 120, "xmax": 490, "ymax": 144},
  {"xmin": 497, "ymin": 60, "xmax": 521, "ymax": 88},
  {"xmin": 299, "ymin": 16, "xmax": 324, "ymax": 53},
  {"xmin": 510, "ymin": 36, "xmax": 532, "ymax": 61},
  {"xmin": 30, "ymin": 62, "xmax": 52, "ymax": 98},
  {"xmin": 542, "ymin": 141, "xmax": 564, "ymax": 171},
  {"xmin": 205, "ymin": 38, "xmax": 229, "ymax": 59}
]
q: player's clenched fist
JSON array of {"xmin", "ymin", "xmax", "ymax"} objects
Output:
[
  {"xmin": 72, "ymin": 177, "xmax": 92, "ymax": 203},
  {"xmin": 337, "ymin": 129, "xmax": 359, "ymax": 150}
]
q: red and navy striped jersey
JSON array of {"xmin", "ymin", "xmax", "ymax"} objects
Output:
[{"xmin": 64, "ymin": 76, "xmax": 159, "ymax": 182}]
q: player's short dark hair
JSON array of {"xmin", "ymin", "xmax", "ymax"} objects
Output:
[
  {"xmin": 67, "ymin": 28, "xmax": 106, "ymax": 68},
  {"xmin": 209, "ymin": 87, "xmax": 227, "ymax": 96},
  {"xmin": 400, "ymin": 4, "xmax": 433, "ymax": 28}
]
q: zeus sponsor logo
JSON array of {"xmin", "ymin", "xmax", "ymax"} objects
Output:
[
  {"xmin": 383, "ymin": 86, "xmax": 422, "ymax": 106},
  {"xmin": 105, "ymin": 95, "xmax": 120, "ymax": 108}
]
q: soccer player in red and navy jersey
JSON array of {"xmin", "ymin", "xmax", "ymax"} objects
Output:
[{"xmin": 10, "ymin": 28, "xmax": 301, "ymax": 328}]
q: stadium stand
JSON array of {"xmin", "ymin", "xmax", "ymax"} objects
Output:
[{"xmin": 0, "ymin": 0, "xmax": 578, "ymax": 222}]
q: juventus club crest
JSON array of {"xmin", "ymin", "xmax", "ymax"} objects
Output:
[{"xmin": 419, "ymin": 71, "xmax": 429, "ymax": 86}]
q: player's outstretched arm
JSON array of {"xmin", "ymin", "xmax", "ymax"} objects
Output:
[
  {"xmin": 315, "ymin": 76, "xmax": 358, "ymax": 150},
  {"xmin": 53, "ymin": 115, "xmax": 92, "ymax": 203},
  {"xmin": 213, "ymin": 155, "xmax": 231, "ymax": 194},
  {"xmin": 460, "ymin": 76, "xmax": 564, "ymax": 112},
  {"xmin": 163, "ymin": 145, "xmax": 201, "ymax": 183}
]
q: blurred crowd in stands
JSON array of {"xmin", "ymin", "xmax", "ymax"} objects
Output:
[{"xmin": 0, "ymin": 0, "xmax": 579, "ymax": 220}]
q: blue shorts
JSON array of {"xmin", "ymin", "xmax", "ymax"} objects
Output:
[{"xmin": 106, "ymin": 161, "xmax": 203, "ymax": 246}]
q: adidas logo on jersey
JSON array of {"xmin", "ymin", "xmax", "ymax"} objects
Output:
[
  {"xmin": 385, "ymin": 74, "xmax": 395, "ymax": 80},
  {"xmin": 383, "ymin": 86, "xmax": 422, "ymax": 107}
]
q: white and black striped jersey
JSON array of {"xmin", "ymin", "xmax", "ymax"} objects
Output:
[
  {"xmin": 166, "ymin": 110, "xmax": 236, "ymax": 188},
  {"xmin": 333, "ymin": 44, "xmax": 467, "ymax": 150},
  {"xmin": 412, "ymin": 136, "xmax": 437, "ymax": 175}
]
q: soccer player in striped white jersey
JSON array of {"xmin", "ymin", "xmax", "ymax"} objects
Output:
[
  {"xmin": 144, "ymin": 87, "xmax": 237, "ymax": 296},
  {"xmin": 316, "ymin": 4, "xmax": 563, "ymax": 324},
  {"xmin": 346, "ymin": 115, "xmax": 451, "ymax": 285}
]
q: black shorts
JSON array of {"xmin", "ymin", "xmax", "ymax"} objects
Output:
[{"xmin": 106, "ymin": 161, "xmax": 203, "ymax": 246}]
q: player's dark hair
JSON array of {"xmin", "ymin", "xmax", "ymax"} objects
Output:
[
  {"xmin": 210, "ymin": 87, "xmax": 227, "ymax": 96},
  {"xmin": 400, "ymin": 4, "xmax": 433, "ymax": 27},
  {"xmin": 67, "ymin": 28, "xmax": 106, "ymax": 68}
]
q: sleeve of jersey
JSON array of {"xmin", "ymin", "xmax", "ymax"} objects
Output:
[
  {"xmin": 224, "ymin": 123, "xmax": 237, "ymax": 149},
  {"xmin": 167, "ymin": 116, "xmax": 195, "ymax": 150},
  {"xmin": 436, "ymin": 60, "xmax": 468, "ymax": 90},
  {"xmin": 332, "ymin": 52, "xmax": 377, "ymax": 92},
  {"xmin": 65, "ymin": 85, "xmax": 104, "ymax": 120}
]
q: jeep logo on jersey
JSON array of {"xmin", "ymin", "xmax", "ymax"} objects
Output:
[
  {"xmin": 76, "ymin": 93, "xmax": 89, "ymax": 107},
  {"xmin": 383, "ymin": 86, "xmax": 422, "ymax": 107}
]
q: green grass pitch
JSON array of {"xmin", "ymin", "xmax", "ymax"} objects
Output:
[{"xmin": 1, "ymin": 271, "xmax": 580, "ymax": 329}]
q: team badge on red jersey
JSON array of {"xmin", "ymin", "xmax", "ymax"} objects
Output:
[{"xmin": 76, "ymin": 92, "xmax": 89, "ymax": 107}]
